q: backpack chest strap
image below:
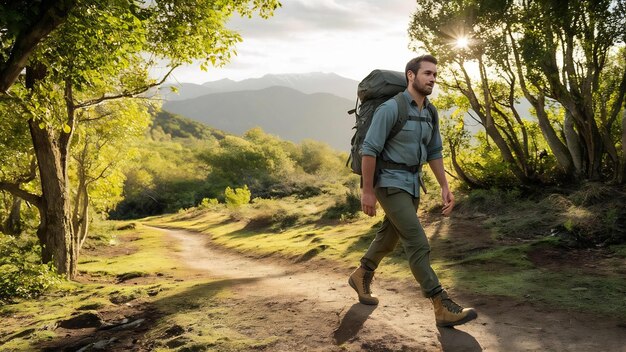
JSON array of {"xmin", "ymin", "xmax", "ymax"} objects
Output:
[
  {"xmin": 407, "ymin": 115, "xmax": 432, "ymax": 123},
  {"xmin": 377, "ymin": 159, "xmax": 423, "ymax": 174}
]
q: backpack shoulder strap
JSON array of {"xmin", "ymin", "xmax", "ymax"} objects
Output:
[
  {"xmin": 387, "ymin": 92, "xmax": 408, "ymax": 141},
  {"xmin": 426, "ymin": 103, "xmax": 437, "ymax": 126},
  {"xmin": 426, "ymin": 103, "xmax": 438, "ymax": 138}
]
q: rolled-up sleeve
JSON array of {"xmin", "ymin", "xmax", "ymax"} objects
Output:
[
  {"xmin": 426, "ymin": 108, "xmax": 443, "ymax": 161},
  {"xmin": 361, "ymin": 100, "xmax": 398, "ymax": 157}
]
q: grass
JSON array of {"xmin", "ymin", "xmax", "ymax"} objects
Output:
[{"xmin": 78, "ymin": 224, "xmax": 179, "ymax": 277}]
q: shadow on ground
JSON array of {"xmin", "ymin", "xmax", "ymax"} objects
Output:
[
  {"xmin": 438, "ymin": 326, "xmax": 483, "ymax": 352},
  {"xmin": 333, "ymin": 303, "xmax": 377, "ymax": 345}
]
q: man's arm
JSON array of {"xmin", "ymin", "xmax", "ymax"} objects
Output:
[
  {"xmin": 361, "ymin": 155, "xmax": 377, "ymax": 217},
  {"xmin": 428, "ymin": 157, "xmax": 455, "ymax": 216}
]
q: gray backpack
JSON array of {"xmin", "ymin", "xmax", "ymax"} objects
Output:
[{"xmin": 347, "ymin": 69, "xmax": 436, "ymax": 175}]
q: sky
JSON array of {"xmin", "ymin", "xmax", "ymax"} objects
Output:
[{"xmin": 166, "ymin": 0, "xmax": 421, "ymax": 84}]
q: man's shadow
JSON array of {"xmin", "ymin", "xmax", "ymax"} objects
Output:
[
  {"xmin": 333, "ymin": 303, "xmax": 377, "ymax": 345},
  {"xmin": 437, "ymin": 327, "xmax": 483, "ymax": 352}
]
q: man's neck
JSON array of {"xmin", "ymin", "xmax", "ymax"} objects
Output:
[{"xmin": 408, "ymin": 87, "xmax": 426, "ymax": 108}]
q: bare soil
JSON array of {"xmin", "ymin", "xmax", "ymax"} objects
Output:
[{"xmin": 38, "ymin": 226, "xmax": 626, "ymax": 352}]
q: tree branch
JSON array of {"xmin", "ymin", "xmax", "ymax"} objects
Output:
[
  {"xmin": 74, "ymin": 66, "xmax": 179, "ymax": 109},
  {"xmin": 0, "ymin": 0, "xmax": 77, "ymax": 93},
  {"xmin": 0, "ymin": 181, "xmax": 41, "ymax": 207}
]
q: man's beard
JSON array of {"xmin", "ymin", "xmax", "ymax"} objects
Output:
[{"xmin": 412, "ymin": 80, "xmax": 433, "ymax": 96}]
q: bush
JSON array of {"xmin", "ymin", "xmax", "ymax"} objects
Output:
[
  {"xmin": 225, "ymin": 185, "xmax": 251, "ymax": 207},
  {"xmin": 199, "ymin": 197, "xmax": 220, "ymax": 210},
  {"xmin": 245, "ymin": 210, "xmax": 299, "ymax": 232},
  {"xmin": 323, "ymin": 191, "xmax": 361, "ymax": 221},
  {"xmin": 0, "ymin": 234, "xmax": 61, "ymax": 300}
]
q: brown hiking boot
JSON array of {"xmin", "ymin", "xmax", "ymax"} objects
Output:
[
  {"xmin": 431, "ymin": 290, "xmax": 477, "ymax": 327},
  {"xmin": 348, "ymin": 267, "xmax": 379, "ymax": 305}
]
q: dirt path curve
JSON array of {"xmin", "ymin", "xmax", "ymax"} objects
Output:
[{"xmin": 160, "ymin": 227, "xmax": 626, "ymax": 352}]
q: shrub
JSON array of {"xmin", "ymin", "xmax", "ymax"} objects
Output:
[
  {"xmin": 323, "ymin": 191, "xmax": 361, "ymax": 221},
  {"xmin": 245, "ymin": 211, "xmax": 299, "ymax": 232},
  {"xmin": 0, "ymin": 234, "xmax": 61, "ymax": 300},
  {"xmin": 225, "ymin": 185, "xmax": 251, "ymax": 207},
  {"xmin": 199, "ymin": 197, "xmax": 220, "ymax": 210}
]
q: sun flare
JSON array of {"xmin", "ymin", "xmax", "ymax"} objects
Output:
[{"xmin": 455, "ymin": 37, "xmax": 469, "ymax": 49}]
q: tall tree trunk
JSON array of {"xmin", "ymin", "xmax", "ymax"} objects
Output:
[
  {"xmin": 25, "ymin": 65, "xmax": 77, "ymax": 278},
  {"xmin": 533, "ymin": 95, "xmax": 576, "ymax": 178},
  {"xmin": 3, "ymin": 196, "xmax": 23, "ymax": 235},
  {"xmin": 574, "ymin": 110, "xmax": 604, "ymax": 181},
  {"xmin": 448, "ymin": 141, "xmax": 484, "ymax": 189},
  {"xmin": 461, "ymin": 58, "xmax": 532, "ymax": 184},
  {"xmin": 563, "ymin": 110, "xmax": 583, "ymax": 176},
  {"xmin": 28, "ymin": 119, "xmax": 74, "ymax": 277},
  {"xmin": 78, "ymin": 191, "xmax": 89, "ymax": 251},
  {"xmin": 72, "ymin": 173, "xmax": 90, "ymax": 257},
  {"xmin": 619, "ymin": 109, "xmax": 626, "ymax": 184}
]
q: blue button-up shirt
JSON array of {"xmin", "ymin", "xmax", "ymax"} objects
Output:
[{"xmin": 361, "ymin": 90, "xmax": 443, "ymax": 197}]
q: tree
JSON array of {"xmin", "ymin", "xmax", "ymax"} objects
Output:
[
  {"xmin": 0, "ymin": 97, "xmax": 38, "ymax": 235},
  {"xmin": 409, "ymin": 0, "xmax": 626, "ymax": 184},
  {"xmin": 200, "ymin": 130, "xmax": 296, "ymax": 196},
  {"xmin": 0, "ymin": 0, "xmax": 281, "ymax": 278},
  {"xmin": 69, "ymin": 100, "xmax": 151, "ymax": 255}
]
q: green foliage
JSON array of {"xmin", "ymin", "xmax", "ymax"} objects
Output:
[
  {"xmin": 225, "ymin": 185, "xmax": 251, "ymax": 207},
  {"xmin": 461, "ymin": 188, "xmax": 523, "ymax": 214},
  {"xmin": 115, "ymin": 124, "xmax": 352, "ymax": 218},
  {"xmin": 245, "ymin": 203, "xmax": 299, "ymax": 233},
  {"xmin": 110, "ymin": 134, "xmax": 214, "ymax": 219},
  {"xmin": 553, "ymin": 185, "xmax": 626, "ymax": 247},
  {"xmin": 0, "ymin": 0, "xmax": 283, "ymax": 278},
  {"xmin": 568, "ymin": 182, "xmax": 616, "ymax": 207},
  {"xmin": 199, "ymin": 127, "xmax": 350, "ymax": 200},
  {"xmin": 293, "ymin": 140, "xmax": 347, "ymax": 175},
  {"xmin": 456, "ymin": 185, "xmax": 626, "ymax": 247},
  {"xmin": 200, "ymin": 129, "xmax": 296, "ymax": 196},
  {"xmin": 323, "ymin": 191, "xmax": 362, "ymax": 221},
  {"xmin": 199, "ymin": 198, "xmax": 221, "ymax": 210},
  {"xmin": 70, "ymin": 100, "xmax": 153, "ymax": 215},
  {"xmin": 409, "ymin": 0, "xmax": 626, "ymax": 184},
  {"xmin": 0, "ymin": 234, "xmax": 61, "ymax": 300},
  {"xmin": 151, "ymin": 110, "xmax": 225, "ymax": 141}
]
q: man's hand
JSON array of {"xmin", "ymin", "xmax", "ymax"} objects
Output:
[
  {"xmin": 361, "ymin": 188, "xmax": 377, "ymax": 217},
  {"xmin": 428, "ymin": 158, "xmax": 455, "ymax": 216},
  {"xmin": 441, "ymin": 188, "xmax": 455, "ymax": 216},
  {"xmin": 361, "ymin": 155, "xmax": 378, "ymax": 217}
]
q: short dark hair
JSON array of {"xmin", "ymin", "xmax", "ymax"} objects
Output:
[{"xmin": 405, "ymin": 54, "xmax": 438, "ymax": 83}]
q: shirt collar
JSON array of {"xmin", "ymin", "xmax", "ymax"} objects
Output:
[{"xmin": 403, "ymin": 89, "xmax": 430, "ymax": 107}]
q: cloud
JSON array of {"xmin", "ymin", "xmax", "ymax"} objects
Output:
[
  {"xmin": 170, "ymin": 0, "xmax": 420, "ymax": 83},
  {"xmin": 228, "ymin": 0, "xmax": 413, "ymax": 38}
]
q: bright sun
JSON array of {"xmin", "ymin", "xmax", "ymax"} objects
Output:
[{"xmin": 456, "ymin": 37, "xmax": 469, "ymax": 49}]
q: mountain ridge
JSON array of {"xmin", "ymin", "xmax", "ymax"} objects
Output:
[
  {"xmin": 162, "ymin": 85, "xmax": 355, "ymax": 151},
  {"xmin": 159, "ymin": 72, "xmax": 359, "ymax": 101}
]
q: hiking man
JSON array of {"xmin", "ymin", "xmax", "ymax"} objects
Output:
[{"xmin": 348, "ymin": 55, "xmax": 477, "ymax": 327}]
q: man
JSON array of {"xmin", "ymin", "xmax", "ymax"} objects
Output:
[{"xmin": 348, "ymin": 55, "xmax": 477, "ymax": 327}]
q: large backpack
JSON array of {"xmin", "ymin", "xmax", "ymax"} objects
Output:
[{"xmin": 346, "ymin": 69, "xmax": 436, "ymax": 175}]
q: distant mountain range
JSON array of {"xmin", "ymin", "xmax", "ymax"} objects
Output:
[
  {"xmin": 159, "ymin": 73, "xmax": 360, "ymax": 151},
  {"xmin": 159, "ymin": 72, "xmax": 359, "ymax": 101}
]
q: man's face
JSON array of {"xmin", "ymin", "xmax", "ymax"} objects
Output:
[{"xmin": 410, "ymin": 61, "xmax": 437, "ymax": 96}]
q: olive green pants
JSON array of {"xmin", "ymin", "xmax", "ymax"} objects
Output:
[{"xmin": 361, "ymin": 187, "xmax": 442, "ymax": 298}]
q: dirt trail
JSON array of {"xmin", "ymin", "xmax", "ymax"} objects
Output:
[{"xmin": 161, "ymin": 227, "xmax": 626, "ymax": 352}]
